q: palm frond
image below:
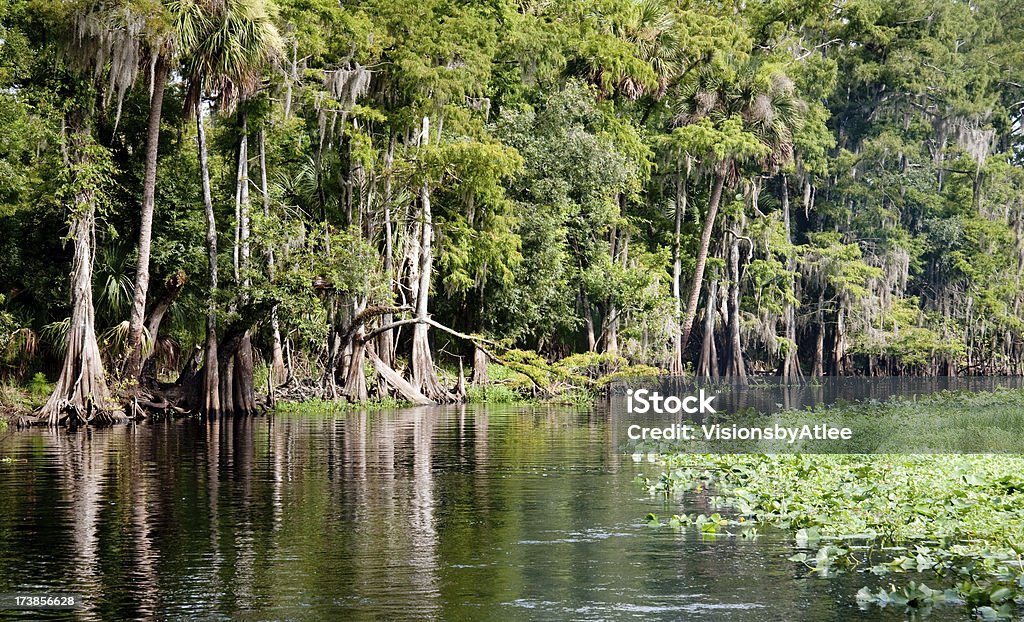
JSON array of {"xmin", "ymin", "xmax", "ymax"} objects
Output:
[
  {"xmin": 41, "ymin": 318, "xmax": 71, "ymax": 356},
  {"xmin": 101, "ymin": 320, "xmax": 154, "ymax": 359},
  {"xmin": 177, "ymin": 0, "xmax": 283, "ymax": 113}
]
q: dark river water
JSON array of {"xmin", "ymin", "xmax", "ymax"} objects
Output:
[{"xmin": 0, "ymin": 404, "xmax": 971, "ymax": 621}]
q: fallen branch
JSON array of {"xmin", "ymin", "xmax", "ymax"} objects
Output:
[
  {"xmin": 361, "ymin": 315, "xmax": 552, "ymax": 397},
  {"xmin": 366, "ymin": 349, "xmax": 433, "ymax": 405},
  {"xmin": 339, "ymin": 305, "xmax": 414, "ymax": 351}
]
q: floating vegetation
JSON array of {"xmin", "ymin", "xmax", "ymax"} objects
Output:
[{"xmin": 638, "ymin": 392, "xmax": 1024, "ymax": 619}]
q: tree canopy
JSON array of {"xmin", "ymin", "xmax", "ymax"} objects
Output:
[{"xmin": 3, "ymin": 0, "xmax": 1024, "ymax": 419}]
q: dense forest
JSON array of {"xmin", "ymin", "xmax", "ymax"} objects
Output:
[{"xmin": 2, "ymin": 0, "xmax": 1024, "ymax": 424}]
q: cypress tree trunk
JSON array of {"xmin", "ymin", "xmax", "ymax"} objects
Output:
[
  {"xmin": 217, "ymin": 117, "xmax": 258, "ymax": 415},
  {"xmin": 41, "ymin": 118, "xmax": 119, "ymax": 426},
  {"xmin": 409, "ymin": 116, "xmax": 450, "ymax": 402},
  {"xmin": 138, "ymin": 270, "xmax": 186, "ymax": 387},
  {"xmin": 832, "ymin": 299, "xmax": 847, "ymax": 375},
  {"xmin": 583, "ymin": 294, "xmax": 596, "ymax": 352},
  {"xmin": 126, "ymin": 57, "xmax": 168, "ymax": 380},
  {"xmin": 322, "ymin": 300, "xmax": 341, "ymax": 398},
  {"xmin": 604, "ymin": 205, "xmax": 622, "ymax": 357},
  {"xmin": 228, "ymin": 332, "xmax": 258, "ymax": 415},
  {"xmin": 779, "ymin": 176, "xmax": 802, "ymax": 381},
  {"xmin": 377, "ymin": 135, "xmax": 397, "ymax": 371},
  {"xmin": 725, "ymin": 233, "xmax": 746, "ymax": 384},
  {"xmin": 669, "ymin": 163, "xmax": 688, "ymax": 374},
  {"xmin": 343, "ymin": 298, "xmax": 369, "ymax": 402},
  {"xmin": 696, "ymin": 278, "xmax": 719, "ymax": 379},
  {"xmin": 472, "ymin": 344, "xmax": 488, "ymax": 385},
  {"xmin": 811, "ymin": 291, "xmax": 825, "ymax": 378}
]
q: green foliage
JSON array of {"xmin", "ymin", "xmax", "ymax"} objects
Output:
[
  {"xmin": 554, "ymin": 351, "xmax": 662, "ymax": 385},
  {"xmin": 27, "ymin": 372, "xmax": 50, "ymax": 397},
  {"xmin": 274, "ymin": 396, "xmax": 411, "ymax": 415},
  {"xmin": 852, "ymin": 298, "xmax": 965, "ymax": 366},
  {"xmin": 433, "ymin": 137, "xmax": 523, "ymax": 295},
  {"xmin": 3, "ymin": 0, "xmax": 1024, "ymax": 401},
  {"xmin": 641, "ymin": 390, "xmax": 1024, "ymax": 617},
  {"xmin": 0, "ymin": 295, "xmax": 14, "ymax": 348},
  {"xmin": 465, "ymin": 383, "xmax": 523, "ymax": 404},
  {"xmin": 0, "ymin": 372, "xmax": 51, "ymax": 415}
]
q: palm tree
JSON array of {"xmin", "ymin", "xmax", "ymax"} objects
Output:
[
  {"xmin": 123, "ymin": 5, "xmax": 176, "ymax": 381},
  {"xmin": 672, "ymin": 59, "xmax": 804, "ymax": 358},
  {"xmin": 174, "ymin": 0, "xmax": 282, "ymax": 414},
  {"xmin": 616, "ymin": 0, "xmax": 679, "ymax": 100},
  {"xmin": 576, "ymin": 0, "xmax": 679, "ymax": 101},
  {"xmin": 64, "ymin": 1, "xmax": 178, "ymax": 382},
  {"xmin": 40, "ymin": 1, "xmax": 169, "ymax": 424}
]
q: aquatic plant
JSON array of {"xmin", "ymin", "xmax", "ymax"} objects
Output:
[{"xmin": 639, "ymin": 392, "xmax": 1024, "ymax": 619}]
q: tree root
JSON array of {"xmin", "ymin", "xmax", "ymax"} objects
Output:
[{"xmin": 37, "ymin": 397, "xmax": 127, "ymax": 427}]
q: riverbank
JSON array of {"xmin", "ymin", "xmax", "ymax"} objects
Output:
[
  {"xmin": 640, "ymin": 389, "xmax": 1024, "ymax": 619},
  {"xmin": 0, "ymin": 375, "xmax": 53, "ymax": 428},
  {"xmin": 2, "ymin": 351, "xmax": 650, "ymax": 425}
]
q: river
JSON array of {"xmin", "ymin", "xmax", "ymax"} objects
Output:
[{"xmin": 0, "ymin": 403, "xmax": 972, "ymax": 620}]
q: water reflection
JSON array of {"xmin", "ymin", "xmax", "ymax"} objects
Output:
[{"xmin": 0, "ymin": 405, "xmax": 970, "ymax": 621}]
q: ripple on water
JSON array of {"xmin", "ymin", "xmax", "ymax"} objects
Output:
[{"xmin": 0, "ymin": 406, "xmax": 973, "ymax": 621}]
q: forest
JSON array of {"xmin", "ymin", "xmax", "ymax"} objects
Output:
[{"xmin": 2, "ymin": 0, "xmax": 1024, "ymax": 425}]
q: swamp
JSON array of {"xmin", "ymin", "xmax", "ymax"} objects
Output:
[{"xmin": 2, "ymin": 0, "xmax": 1024, "ymax": 619}]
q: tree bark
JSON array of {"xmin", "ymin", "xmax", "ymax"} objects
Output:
[
  {"xmin": 197, "ymin": 106, "xmax": 220, "ymax": 415},
  {"xmin": 215, "ymin": 116, "xmax": 259, "ymax": 415},
  {"xmin": 342, "ymin": 298, "xmax": 368, "ymax": 402},
  {"xmin": 377, "ymin": 135, "xmax": 397, "ymax": 370},
  {"xmin": 368, "ymin": 348, "xmax": 432, "ymax": 405},
  {"xmin": 237, "ymin": 115, "xmax": 250, "ymax": 284},
  {"xmin": 811, "ymin": 291, "xmax": 825, "ymax": 378},
  {"xmin": 138, "ymin": 270, "xmax": 186, "ymax": 388},
  {"xmin": 227, "ymin": 332, "xmax": 258, "ymax": 415},
  {"xmin": 726, "ymin": 232, "xmax": 746, "ymax": 384},
  {"xmin": 126, "ymin": 56, "xmax": 169, "ymax": 380},
  {"xmin": 680, "ymin": 171, "xmax": 727, "ymax": 355},
  {"xmin": 409, "ymin": 116, "xmax": 452, "ymax": 401},
  {"xmin": 604, "ymin": 207, "xmax": 621, "ymax": 357},
  {"xmin": 833, "ymin": 299, "xmax": 847, "ymax": 375},
  {"xmin": 40, "ymin": 117, "xmax": 120, "ymax": 425},
  {"xmin": 257, "ymin": 129, "xmax": 286, "ymax": 385},
  {"xmin": 472, "ymin": 343, "xmax": 488, "ymax": 385},
  {"xmin": 696, "ymin": 278, "xmax": 719, "ymax": 379},
  {"xmin": 778, "ymin": 176, "xmax": 802, "ymax": 381},
  {"xmin": 583, "ymin": 294, "xmax": 596, "ymax": 352},
  {"xmin": 669, "ymin": 160, "xmax": 689, "ymax": 373},
  {"xmin": 143, "ymin": 271, "xmax": 186, "ymax": 344}
]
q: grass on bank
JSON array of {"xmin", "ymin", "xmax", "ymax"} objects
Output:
[
  {"xmin": 638, "ymin": 389, "xmax": 1024, "ymax": 620},
  {"xmin": 274, "ymin": 395, "xmax": 413, "ymax": 415},
  {"xmin": 0, "ymin": 373, "xmax": 53, "ymax": 424}
]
